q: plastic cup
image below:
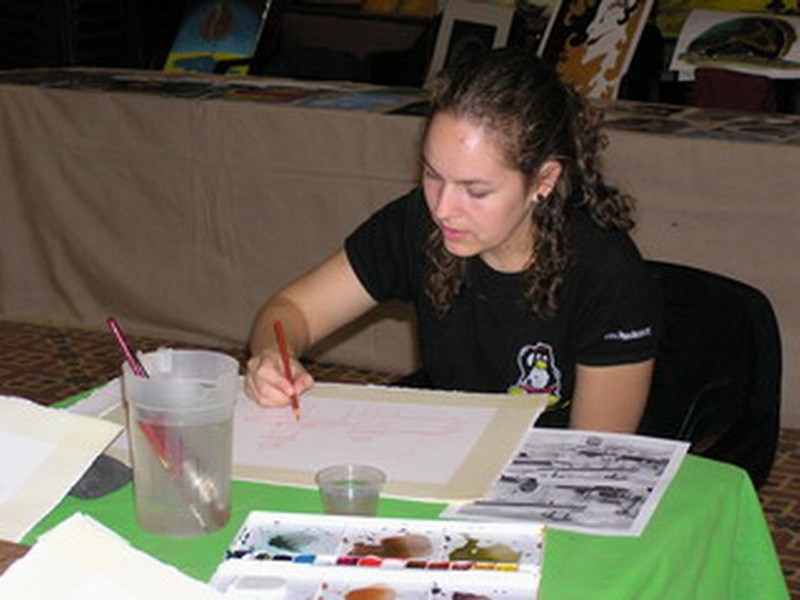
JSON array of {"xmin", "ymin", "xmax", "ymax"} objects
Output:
[
  {"xmin": 315, "ymin": 464, "xmax": 386, "ymax": 516},
  {"xmin": 122, "ymin": 348, "xmax": 239, "ymax": 536}
]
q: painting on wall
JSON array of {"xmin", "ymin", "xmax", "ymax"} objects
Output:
[
  {"xmin": 657, "ymin": 0, "xmax": 780, "ymax": 41},
  {"xmin": 537, "ymin": 0, "xmax": 656, "ymax": 99},
  {"xmin": 164, "ymin": 0, "xmax": 271, "ymax": 75},
  {"xmin": 426, "ymin": 0, "xmax": 516, "ymax": 83},
  {"xmin": 670, "ymin": 9, "xmax": 800, "ymax": 80}
]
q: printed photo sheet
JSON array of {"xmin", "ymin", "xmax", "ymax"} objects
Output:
[{"xmin": 444, "ymin": 428, "xmax": 689, "ymax": 536}]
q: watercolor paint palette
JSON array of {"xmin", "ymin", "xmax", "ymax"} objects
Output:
[{"xmin": 210, "ymin": 511, "xmax": 545, "ymax": 599}]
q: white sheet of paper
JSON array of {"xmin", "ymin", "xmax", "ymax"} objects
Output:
[
  {"xmin": 0, "ymin": 513, "xmax": 222, "ymax": 599},
  {"xmin": 0, "ymin": 396, "xmax": 123, "ymax": 542},
  {"xmin": 73, "ymin": 380, "xmax": 547, "ymax": 502},
  {"xmin": 0, "ymin": 431, "xmax": 53, "ymax": 504}
]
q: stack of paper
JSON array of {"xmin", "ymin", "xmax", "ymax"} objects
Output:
[
  {"xmin": 0, "ymin": 513, "xmax": 221, "ymax": 598},
  {"xmin": 0, "ymin": 396, "xmax": 122, "ymax": 541}
]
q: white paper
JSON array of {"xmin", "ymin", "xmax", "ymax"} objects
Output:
[
  {"xmin": 66, "ymin": 379, "xmax": 122, "ymax": 418},
  {"xmin": 443, "ymin": 428, "xmax": 689, "ymax": 536},
  {"xmin": 0, "ymin": 513, "xmax": 222, "ymax": 599},
  {"xmin": 232, "ymin": 394, "xmax": 495, "ymax": 484},
  {"xmin": 0, "ymin": 396, "xmax": 123, "ymax": 542},
  {"xmin": 0, "ymin": 432, "xmax": 53, "ymax": 504}
]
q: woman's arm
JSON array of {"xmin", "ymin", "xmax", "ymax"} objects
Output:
[
  {"xmin": 569, "ymin": 359, "xmax": 655, "ymax": 433},
  {"xmin": 246, "ymin": 249, "xmax": 377, "ymax": 407}
]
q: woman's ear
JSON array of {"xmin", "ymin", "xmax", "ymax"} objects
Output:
[{"xmin": 531, "ymin": 160, "xmax": 563, "ymax": 200}]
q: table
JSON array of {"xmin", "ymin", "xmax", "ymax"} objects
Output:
[
  {"xmin": 0, "ymin": 68, "xmax": 799, "ymax": 428},
  {"xmin": 14, "ymin": 455, "xmax": 787, "ymax": 599}
]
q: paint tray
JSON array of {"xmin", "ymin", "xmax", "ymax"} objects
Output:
[{"xmin": 210, "ymin": 511, "xmax": 546, "ymax": 599}]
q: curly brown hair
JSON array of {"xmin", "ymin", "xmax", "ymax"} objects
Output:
[{"xmin": 424, "ymin": 47, "xmax": 635, "ymax": 319}]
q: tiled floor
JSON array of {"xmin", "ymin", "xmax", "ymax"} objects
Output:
[
  {"xmin": 760, "ymin": 428, "xmax": 800, "ymax": 598},
  {"xmin": 0, "ymin": 319, "xmax": 796, "ymax": 596}
]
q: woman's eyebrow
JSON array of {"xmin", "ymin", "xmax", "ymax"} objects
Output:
[{"xmin": 421, "ymin": 157, "xmax": 491, "ymax": 187}]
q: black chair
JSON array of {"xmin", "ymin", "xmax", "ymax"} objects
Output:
[{"xmin": 638, "ymin": 261, "xmax": 782, "ymax": 488}]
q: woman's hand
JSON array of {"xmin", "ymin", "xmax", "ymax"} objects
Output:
[
  {"xmin": 245, "ymin": 348, "xmax": 315, "ymax": 408},
  {"xmin": 245, "ymin": 249, "xmax": 377, "ymax": 408}
]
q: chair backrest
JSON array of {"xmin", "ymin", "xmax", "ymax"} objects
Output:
[{"xmin": 638, "ymin": 261, "xmax": 781, "ymax": 488}]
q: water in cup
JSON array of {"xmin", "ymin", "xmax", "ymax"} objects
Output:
[{"xmin": 315, "ymin": 464, "xmax": 386, "ymax": 516}]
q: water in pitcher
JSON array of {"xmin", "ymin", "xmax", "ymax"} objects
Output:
[{"xmin": 130, "ymin": 417, "xmax": 233, "ymax": 536}]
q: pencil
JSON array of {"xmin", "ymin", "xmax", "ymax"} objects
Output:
[
  {"xmin": 273, "ymin": 320, "xmax": 301, "ymax": 421},
  {"xmin": 106, "ymin": 317, "xmax": 148, "ymax": 378}
]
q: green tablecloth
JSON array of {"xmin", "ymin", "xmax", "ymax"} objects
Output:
[{"xmin": 24, "ymin": 455, "xmax": 787, "ymax": 599}]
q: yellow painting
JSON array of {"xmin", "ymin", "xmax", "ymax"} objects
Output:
[{"xmin": 539, "ymin": 0, "xmax": 656, "ymax": 99}]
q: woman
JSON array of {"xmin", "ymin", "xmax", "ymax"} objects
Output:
[{"xmin": 245, "ymin": 48, "xmax": 660, "ymax": 433}]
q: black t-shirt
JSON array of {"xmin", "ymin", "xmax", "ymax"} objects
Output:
[{"xmin": 345, "ymin": 188, "xmax": 660, "ymax": 427}]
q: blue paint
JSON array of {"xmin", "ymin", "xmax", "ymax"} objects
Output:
[{"xmin": 293, "ymin": 554, "xmax": 316, "ymax": 563}]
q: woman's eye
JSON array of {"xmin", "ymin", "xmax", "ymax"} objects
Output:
[{"xmin": 467, "ymin": 188, "xmax": 489, "ymax": 199}]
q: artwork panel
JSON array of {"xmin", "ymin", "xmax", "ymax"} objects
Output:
[
  {"xmin": 538, "ymin": 0, "xmax": 656, "ymax": 99},
  {"xmin": 670, "ymin": 9, "xmax": 800, "ymax": 79},
  {"xmin": 426, "ymin": 0, "xmax": 516, "ymax": 82}
]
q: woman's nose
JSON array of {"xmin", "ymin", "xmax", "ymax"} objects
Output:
[{"xmin": 431, "ymin": 185, "xmax": 458, "ymax": 221}]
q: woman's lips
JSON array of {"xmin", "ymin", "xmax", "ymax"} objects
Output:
[{"xmin": 440, "ymin": 224, "xmax": 467, "ymax": 241}]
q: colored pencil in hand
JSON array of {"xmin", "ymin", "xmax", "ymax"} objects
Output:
[{"xmin": 273, "ymin": 320, "xmax": 301, "ymax": 421}]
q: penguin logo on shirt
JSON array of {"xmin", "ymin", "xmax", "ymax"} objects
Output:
[{"xmin": 509, "ymin": 343, "xmax": 561, "ymax": 406}]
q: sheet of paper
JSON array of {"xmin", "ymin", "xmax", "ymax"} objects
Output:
[
  {"xmin": 443, "ymin": 428, "xmax": 689, "ymax": 536},
  {"xmin": 0, "ymin": 513, "xmax": 222, "ymax": 599},
  {"xmin": 0, "ymin": 396, "xmax": 123, "ymax": 542},
  {"xmin": 232, "ymin": 391, "xmax": 495, "ymax": 484},
  {"xmin": 73, "ymin": 381, "xmax": 548, "ymax": 502}
]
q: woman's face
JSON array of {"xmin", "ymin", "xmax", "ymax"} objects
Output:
[{"xmin": 422, "ymin": 112, "xmax": 548, "ymax": 273}]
